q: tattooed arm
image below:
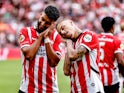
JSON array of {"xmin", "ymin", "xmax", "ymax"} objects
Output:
[
  {"xmin": 66, "ymin": 39, "xmax": 88, "ymax": 61},
  {"xmin": 63, "ymin": 52, "xmax": 71, "ymax": 76}
]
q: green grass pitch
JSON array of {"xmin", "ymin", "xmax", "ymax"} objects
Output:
[
  {"xmin": 0, "ymin": 59, "xmax": 70, "ymax": 93},
  {"xmin": 0, "ymin": 59, "xmax": 123, "ymax": 93}
]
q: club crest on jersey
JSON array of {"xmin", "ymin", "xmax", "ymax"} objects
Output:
[
  {"xmin": 19, "ymin": 35, "xmax": 25, "ymax": 42},
  {"xmin": 83, "ymin": 34, "xmax": 92, "ymax": 42}
]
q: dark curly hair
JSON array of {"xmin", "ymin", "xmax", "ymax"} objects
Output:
[
  {"xmin": 45, "ymin": 5, "xmax": 60, "ymax": 21},
  {"xmin": 101, "ymin": 16, "xmax": 115, "ymax": 32}
]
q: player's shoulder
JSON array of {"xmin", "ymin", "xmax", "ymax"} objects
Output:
[
  {"xmin": 81, "ymin": 29, "xmax": 98, "ymax": 43},
  {"xmin": 82, "ymin": 29, "xmax": 97, "ymax": 36},
  {"xmin": 51, "ymin": 29, "xmax": 62, "ymax": 40},
  {"xmin": 113, "ymin": 35, "xmax": 121, "ymax": 42},
  {"xmin": 53, "ymin": 29, "xmax": 61, "ymax": 36},
  {"xmin": 98, "ymin": 33, "xmax": 113, "ymax": 37},
  {"xmin": 18, "ymin": 27, "xmax": 27, "ymax": 36},
  {"xmin": 20, "ymin": 27, "xmax": 26, "ymax": 32},
  {"xmin": 20, "ymin": 26, "xmax": 35, "ymax": 34}
]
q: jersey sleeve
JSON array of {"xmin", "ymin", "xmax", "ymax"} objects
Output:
[
  {"xmin": 18, "ymin": 27, "xmax": 31, "ymax": 48},
  {"xmin": 114, "ymin": 37, "xmax": 123, "ymax": 54},
  {"xmin": 53, "ymin": 32, "xmax": 62, "ymax": 56},
  {"xmin": 80, "ymin": 31, "xmax": 99, "ymax": 51}
]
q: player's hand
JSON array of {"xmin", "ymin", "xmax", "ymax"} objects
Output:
[
  {"xmin": 66, "ymin": 39, "xmax": 73, "ymax": 45},
  {"xmin": 62, "ymin": 38, "xmax": 67, "ymax": 46},
  {"xmin": 44, "ymin": 22, "xmax": 56, "ymax": 38},
  {"xmin": 38, "ymin": 30, "xmax": 46, "ymax": 37}
]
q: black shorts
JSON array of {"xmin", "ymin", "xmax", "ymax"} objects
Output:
[
  {"xmin": 18, "ymin": 90, "xmax": 25, "ymax": 93},
  {"xmin": 104, "ymin": 82, "xmax": 119, "ymax": 93}
]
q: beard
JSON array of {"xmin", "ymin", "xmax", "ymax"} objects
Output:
[{"xmin": 36, "ymin": 21, "xmax": 47, "ymax": 33}]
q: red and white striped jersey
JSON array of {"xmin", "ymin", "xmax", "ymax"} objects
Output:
[
  {"xmin": 98, "ymin": 33, "xmax": 123, "ymax": 86},
  {"xmin": 18, "ymin": 27, "xmax": 62, "ymax": 93},
  {"xmin": 70, "ymin": 30, "xmax": 102, "ymax": 93}
]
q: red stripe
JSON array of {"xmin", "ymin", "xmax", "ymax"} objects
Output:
[
  {"xmin": 73, "ymin": 64, "xmax": 78, "ymax": 92},
  {"xmin": 38, "ymin": 58, "xmax": 44, "ymax": 93},
  {"xmin": 73, "ymin": 80, "xmax": 77, "ymax": 92},
  {"xmin": 107, "ymin": 68, "xmax": 112, "ymax": 85},
  {"xmin": 70, "ymin": 64, "xmax": 73, "ymax": 93},
  {"xmin": 46, "ymin": 62, "xmax": 52, "ymax": 92},
  {"xmin": 78, "ymin": 60, "xmax": 88, "ymax": 93},
  {"xmin": 28, "ymin": 60, "xmax": 35, "ymax": 93}
]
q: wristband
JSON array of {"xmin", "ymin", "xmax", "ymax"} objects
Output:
[{"xmin": 44, "ymin": 37, "xmax": 51, "ymax": 43}]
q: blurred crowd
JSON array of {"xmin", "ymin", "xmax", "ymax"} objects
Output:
[{"xmin": 1, "ymin": 0, "xmax": 124, "ymax": 48}]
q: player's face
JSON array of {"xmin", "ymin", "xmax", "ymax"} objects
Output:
[
  {"xmin": 57, "ymin": 20, "xmax": 75, "ymax": 39},
  {"xmin": 37, "ymin": 12, "xmax": 53, "ymax": 33}
]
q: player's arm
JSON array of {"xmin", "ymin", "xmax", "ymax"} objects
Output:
[
  {"xmin": 63, "ymin": 52, "xmax": 71, "ymax": 76},
  {"xmin": 44, "ymin": 39, "xmax": 61, "ymax": 67},
  {"xmin": 21, "ymin": 32, "xmax": 45, "ymax": 61},
  {"xmin": 115, "ymin": 39, "xmax": 124, "ymax": 66},
  {"xmin": 66, "ymin": 39, "xmax": 88, "ymax": 61},
  {"xmin": 115, "ymin": 52, "xmax": 124, "ymax": 66},
  {"xmin": 44, "ymin": 23, "xmax": 61, "ymax": 67}
]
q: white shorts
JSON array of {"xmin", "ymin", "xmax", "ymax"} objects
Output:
[{"xmin": 88, "ymin": 70, "xmax": 105, "ymax": 93}]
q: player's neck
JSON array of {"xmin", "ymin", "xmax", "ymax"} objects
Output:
[{"xmin": 73, "ymin": 31, "xmax": 82, "ymax": 42}]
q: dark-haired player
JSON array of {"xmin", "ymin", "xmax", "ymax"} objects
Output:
[
  {"xmin": 18, "ymin": 5, "xmax": 62, "ymax": 93},
  {"xmin": 98, "ymin": 16, "xmax": 124, "ymax": 93}
]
